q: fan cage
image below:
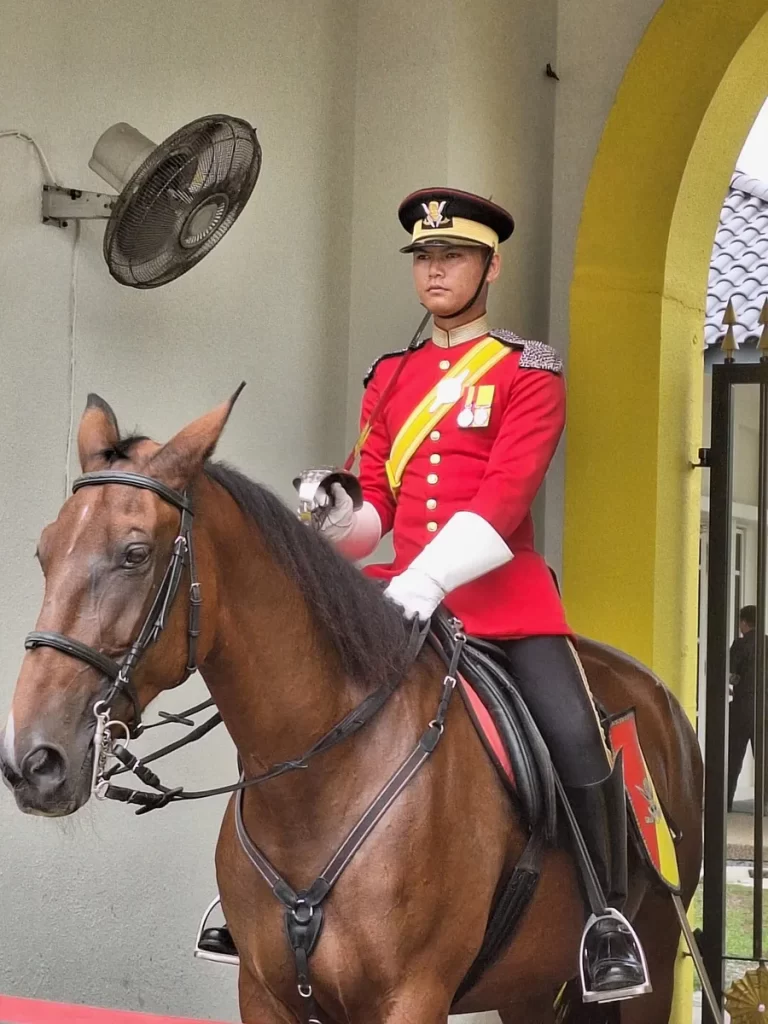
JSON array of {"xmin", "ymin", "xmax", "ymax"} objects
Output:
[{"xmin": 103, "ymin": 115, "xmax": 261, "ymax": 288}]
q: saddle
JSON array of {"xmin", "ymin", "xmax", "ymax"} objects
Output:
[{"xmin": 427, "ymin": 614, "xmax": 680, "ymax": 1005}]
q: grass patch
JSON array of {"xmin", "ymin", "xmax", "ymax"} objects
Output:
[
  {"xmin": 690, "ymin": 882, "xmax": 767, "ymax": 960},
  {"xmin": 688, "ymin": 880, "xmax": 768, "ymax": 990}
]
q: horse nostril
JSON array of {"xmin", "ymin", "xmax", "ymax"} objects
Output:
[{"xmin": 20, "ymin": 744, "xmax": 68, "ymax": 788}]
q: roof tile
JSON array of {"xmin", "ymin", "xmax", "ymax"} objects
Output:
[{"xmin": 707, "ymin": 172, "xmax": 768, "ymax": 348}]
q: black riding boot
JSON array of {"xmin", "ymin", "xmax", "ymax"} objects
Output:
[
  {"xmin": 198, "ymin": 924, "xmax": 238, "ymax": 959},
  {"xmin": 566, "ymin": 755, "xmax": 651, "ymax": 1003}
]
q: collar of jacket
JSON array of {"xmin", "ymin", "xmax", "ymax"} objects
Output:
[{"xmin": 431, "ymin": 313, "xmax": 489, "ymax": 349}]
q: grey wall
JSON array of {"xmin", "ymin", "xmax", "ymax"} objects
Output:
[{"xmin": 0, "ymin": 1, "xmax": 354, "ymax": 1019}]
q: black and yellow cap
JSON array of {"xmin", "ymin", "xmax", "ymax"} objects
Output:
[{"xmin": 398, "ymin": 187, "xmax": 514, "ymax": 253}]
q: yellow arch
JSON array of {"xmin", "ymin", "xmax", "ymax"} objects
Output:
[
  {"xmin": 564, "ymin": 1, "xmax": 768, "ymax": 702},
  {"xmin": 563, "ymin": 3, "xmax": 768, "ymax": 1017}
]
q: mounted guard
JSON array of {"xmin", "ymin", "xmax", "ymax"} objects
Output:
[{"xmin": 199, "ymin": 187, "xmax": 652, "ymax": 1003}]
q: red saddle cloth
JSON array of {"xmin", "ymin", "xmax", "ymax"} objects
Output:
[
  {"xmin": 0, "ymin": 995, "xmax": 228, "ymax": 1024},
  {"xmin": 459, "ymin": 676, "xmax": 515, "ymax": 786}
]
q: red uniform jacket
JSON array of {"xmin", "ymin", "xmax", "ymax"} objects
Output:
[{"xmin": 359, "ymin": 328, "xmax": 571, "ymax": 639}]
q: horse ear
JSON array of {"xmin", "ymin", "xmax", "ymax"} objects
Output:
[
  {"xmin": 149, "ymin": 383, "xmax": 246, "ymax": 492},
  {"xmin": 78, "ymin": 394, "xmax": 121, "ymax": 472}
]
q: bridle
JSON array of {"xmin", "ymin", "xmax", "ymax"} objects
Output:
[{"xmin": 24, "ymin": 470, "xmax": 201, "ymax": 780}]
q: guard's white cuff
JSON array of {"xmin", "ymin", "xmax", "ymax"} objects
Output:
[
  {"xmin": 335, "ymin": 501, "xmax": 382, "ymax": 561},
  {"xmin": 409, "ymin": 511, "xmax": 513, "ymax": 594}
]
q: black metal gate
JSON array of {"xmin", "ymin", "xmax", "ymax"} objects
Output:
[{"xmin": 701, "ymin": 340, "xmax": 768, "ymax": 1022}]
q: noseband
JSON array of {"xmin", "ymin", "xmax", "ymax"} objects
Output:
[{"xmin": 24, "ymin": 471, "xmax": 201, "ymax": 739}]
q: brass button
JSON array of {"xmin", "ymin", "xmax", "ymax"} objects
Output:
[
  {"xmin": 430, "ymin": 430, "xmax": 441, "ymax": 441},
  {"xmin": 439, "ymin": 359, "xmax": 450, "ymax": 370},
  {"xmin": 427, "ymin": 521, "xmax": 438, "ymax": 533},
  {"xmin": 426, "ymin": 498, "xmax": 437, "ymax": 510},
  {"xmin": 427, "ymin": 473, "xmax": 439, "ymax": 485},
  {"xmin": 430, "ymin": 454, "xmax": 441, "ymax": 465}
]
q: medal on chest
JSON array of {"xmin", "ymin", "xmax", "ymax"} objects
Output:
[
  {"xmin": 430, "ymin": 369, "xmax": 469, "ymax": 412},
  {"xmin": 458, "ymin": 384, "xmax": 495, "ymax": 428}
]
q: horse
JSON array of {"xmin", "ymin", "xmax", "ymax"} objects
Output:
[{"xmin": 0, "ymin": 391, "xmax": 703, "ymax": 1024}]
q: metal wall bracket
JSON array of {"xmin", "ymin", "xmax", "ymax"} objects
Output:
[
  {"xmin": 692, "ymin": 447, "xmax": 711, "ymax": 469},
  {"xmin": 41, "ymin": 184, "xmax": 115, "ymax": 226}
]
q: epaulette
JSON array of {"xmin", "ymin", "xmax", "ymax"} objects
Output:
[
  {"xmin": 363, "ymin": 336, "xmax": 429, "ymax": 388},
  {"xmin": 490, "ymin": 329, "xmax": 563, "ymax": 375}
]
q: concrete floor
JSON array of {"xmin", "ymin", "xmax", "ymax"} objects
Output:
[
  {"xmin": 728, "ymin": 800, "xmax": 768, "ymax": 860},
  {"xmin": 448, "ymin": 996, "xmax": 706, "ymax": 1023},
  {"xmin": 449, "ymin": 1016, "xmax": 499, "ymax": 1023}
]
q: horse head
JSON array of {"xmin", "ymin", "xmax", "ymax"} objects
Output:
[{"xmin": 0, "ymin": 390, "xmax": 239, "ymax": 815}]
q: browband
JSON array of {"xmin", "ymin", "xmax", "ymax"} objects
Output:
[{"xmin": 72, "ymin": 472, "xmax": 192, "ymax": 514}]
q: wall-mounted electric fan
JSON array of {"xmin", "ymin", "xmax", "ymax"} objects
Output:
[{"xmin": 42, "ymin": 115, "xmax": 262, "ymax": 288}]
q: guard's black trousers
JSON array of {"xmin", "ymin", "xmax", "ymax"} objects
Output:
[{"xmin": 496, "ymin": 635, "xmax": 611, "ymax": 788}]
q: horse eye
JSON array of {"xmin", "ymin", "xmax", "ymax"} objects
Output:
[{"xmin": 121, "ymin": 544, "xmax": 151, "ymax": 568}]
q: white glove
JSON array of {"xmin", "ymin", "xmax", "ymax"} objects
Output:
[
  {"xmin": 384, "ymin": 511, "xmax": 513, "ymax": 622},
  {"xmin": 316, "ymin": 484, "xmax": 382, "ymax": 561},
  {"xmin": 384, "ymin": 568, "xmax": 446, "ymax": 622},
  {"xmin": 316, "ymin": 483, "xmax": 355, "ymax": 541}
]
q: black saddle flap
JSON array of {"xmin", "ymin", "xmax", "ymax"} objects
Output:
[{"xmin": 429, "ymin": 613, "xmax": 557, "ymax": 844}]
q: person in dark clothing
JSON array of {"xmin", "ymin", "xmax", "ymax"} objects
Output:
[{"xmin": 728, "ymin": 605, "xmax": 758, "ymax": 811}]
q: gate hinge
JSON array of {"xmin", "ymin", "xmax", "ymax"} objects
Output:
[{"xmin": 691, "ymin": 448, "xmax": 710, "ymax": 469}]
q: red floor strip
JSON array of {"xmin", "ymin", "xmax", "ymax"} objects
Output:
[{"xmin": 0, "ymin": 994, "xmax": 229, "ymax": 1024}]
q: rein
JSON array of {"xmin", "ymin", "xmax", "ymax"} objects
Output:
[{"xmin": 99, "ymin": 616, "xmax": 428, "ymax": 812}]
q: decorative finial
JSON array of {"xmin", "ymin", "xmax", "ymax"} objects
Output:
[
  {"xmin": 725, "ymin": 964, "xmax": 768, "ymax": 1023},
  {"xmin": 721, "ymin": 299, "xmax": 739, "ymax": 362}
]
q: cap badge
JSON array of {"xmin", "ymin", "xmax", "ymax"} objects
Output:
[{"xmin": 421, "ymin": 200, "xmax": 450, "ymax": 229}]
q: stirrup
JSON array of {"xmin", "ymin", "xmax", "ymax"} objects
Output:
[
  {"xmin": 579, "ymin": 908, "xmax": 652, "ymax": 1004},
  {"xmin": 193, "ymin": 896, "xmax": 240, "ymax": 967}
]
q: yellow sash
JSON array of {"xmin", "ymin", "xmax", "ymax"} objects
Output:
[{"xmin": 385, "ymin": 336, "xmax": 510, "ymax": 491}]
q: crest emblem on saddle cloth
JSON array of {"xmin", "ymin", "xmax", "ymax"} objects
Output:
[
  {"xmin": 608, "ymin": 710, "xmax": 681, "ymax": 892},
  {"xmin": 422, "ymin": 199, "xmax": 450, "ymax": 228},
  {"xmin": 637, "ymin": 777, "xmax": 662, "ymax": 827}
]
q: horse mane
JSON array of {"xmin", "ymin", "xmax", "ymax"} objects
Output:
[
  {"xmin": 203, "ymin": 461, "xmax": 414, "ymax": 692},
  {"xmin": 107, "ymin": 435, "xmax": 413, "ymax": 691}
]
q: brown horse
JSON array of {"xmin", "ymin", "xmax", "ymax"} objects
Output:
[{"xmin": 0, "ymin": 392, "xmax": 702, "ymax": 1024}]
